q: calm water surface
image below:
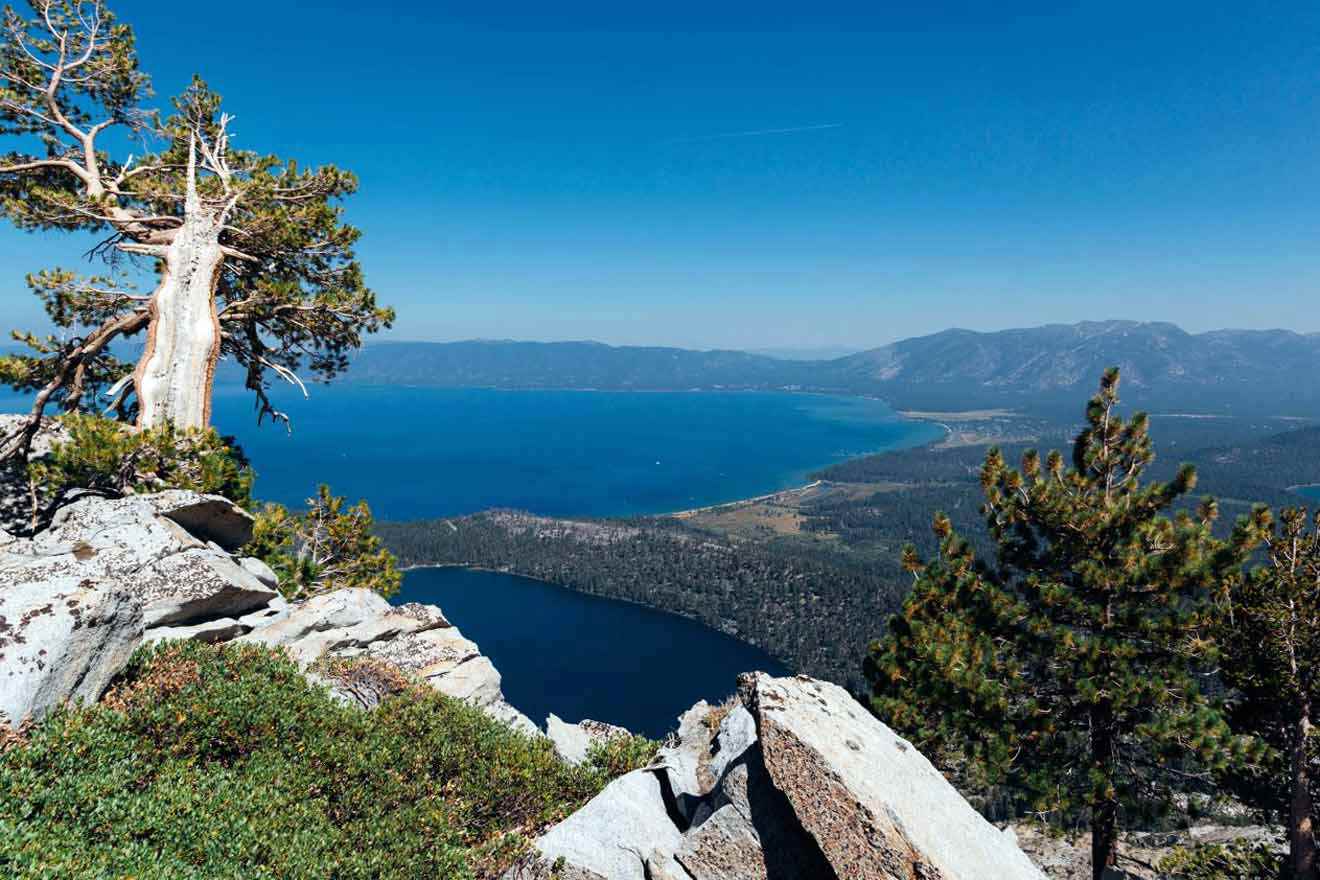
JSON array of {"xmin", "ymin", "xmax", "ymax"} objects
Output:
[
  {"xmin": 205, "ymin": 385, "xmax": 941, "ymax": 520},
  {"xmin": 3, "ymin": 386, "xmax": 938, "ymax": 519},
  {"xmin": 2, "ymin": 384, "xmax": 929, "ymax": 731},
  {"xmin": 393, "ymin": 566, "xmax": 789, "ymax": 738}
]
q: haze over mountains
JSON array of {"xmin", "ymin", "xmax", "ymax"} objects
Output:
[{"xmin": 348, "ymin": 321, "xmax": 1320, "ymax": 416}]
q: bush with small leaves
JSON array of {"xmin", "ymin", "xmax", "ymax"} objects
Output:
[
  {"xmin": 0, "ymin": 641, "xmax": 617, "ymax": 880},
  {"xmin": 1157, "ymin": 839, "xmax": 1285, "ymax": 880},
  {"xmin": 27, "ymin": 413, "xmax": 254, "ymax": 516},
  {"xmin": 580, "ymin": 733, "xmax": 661, "ymax": 779}
]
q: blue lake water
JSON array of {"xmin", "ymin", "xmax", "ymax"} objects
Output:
[
  {"xmin": 394, "ymin": 567, "xmax": 789, "ymax": 737},
  {"xmin": 204, "ymin": 385, "xmax": 940, "ymax": 520},
  {"xmin": 3, "ymin": 386, "xmax": 938, "ymax": 519},
  {"xmin": 1297, "ymin": 485, "xmax": 1320, "ymax": 504},
  {"xmin": 1, "ymin": 383, "xmax": 935, "ymax": 732}
]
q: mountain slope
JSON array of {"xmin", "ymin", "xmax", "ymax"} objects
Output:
[
  {"xmin": 346, "ymin": 339, "xmax": 815, "ymax": 390},
  {"xmin": 834, "ymin": 321, "xmax": 1320, "ymax": 413}
]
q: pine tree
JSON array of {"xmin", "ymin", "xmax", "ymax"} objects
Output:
[
  {"xmin": 1218, "ymin": 505, "xmax": 1320, "ymax": 880},
  {"xmin": 866, "ymin": 369, "xmax": 1260, "ymax": 879},
  {"xmin": 0, "ymin": 1, "xmax": 392, "ymax": 459},
  {"xmin": 246, "ymin": 484, "xmax": 401, "ymax": 600}
]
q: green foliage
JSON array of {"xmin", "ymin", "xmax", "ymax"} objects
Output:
[
  {"xmin": 866, "ymin": 370, "xmax": 1261, "ymax": 871},
  {"xmin": 580, "ymin": 733, "xmax": 660, "ymax": 779},
  {"xmin": 0, "ymin": 641, "xmax": 614, "ymax": 879},
  {"xmin": 1157, "ymin": 839, "xmax": 1285, "ymax": 879},
  {"xmin": 0, "ymin": 4, "xmax": 392, "ymax": 432},
  {"xmin": 1215, "ymin": 506, "xmax": 1320, "ymax": 867},
  {"xmin": 28, "ymin": 413, "xmax": 253, "ymax": 512},
  {"xmin": 247, "ymin": 484, "xmax": 401, "ymax": 600}
]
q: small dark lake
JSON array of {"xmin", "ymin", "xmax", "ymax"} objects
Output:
[{"xmin": 392, "ymin": 566, "xmax": 789, "ymax": 738}]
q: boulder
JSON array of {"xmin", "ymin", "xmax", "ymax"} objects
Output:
[
  {"xmin": 738, "ymin": 672, "xmax": 1045, "ymax": 880},
  {"xmin": 363, "ymin": 624, "xmax": 505, "ymax": 707},
  {"xmin": 237, "ymin": 594, "xmax": 289, "ymax": 629},
  {"xmin": 546, "ymin": 714, "xmax": 632, "ymax": 765},
  {"xmin": 674, "ymin": 740, "xmax": 833, "ymax": 880},
  {"xmin": 137, "ymin": 548, "xmax": 279, "ymax": 628},
  {"xmin": 27, "ymin": 493, "xmax": 205, "ymax": 578},
  {"xmin": 238, "ymin": 590, "xmax": 448, "ymax": 666},
  {"xmin": 485, "ymin": 699, "xmax": 543, "ymax": 738},
  {"xmin": 237, "ymin": 588, "xmax": 392, "ymax": 650},
  {"xmin": 144, "ymin": 491, "xmax": 254, "ymax": 551},
  {"xmin": 237, "ymin": 556, "xmax": 279, "ymax": 589},
  {"xmin": 0, "ymin": 577, "xmax": 143, "ymax": 725},
  {"xmin": 506, "ymin": 769, "xmax": 687, "ymax": 880},
  {"xmin": 658, "ymin": 698, "xmax": 756, "ymax": 808},
  {"xmin": 236, "ymin": 589, "xmax": 538, "ymax": 733},
  {"xmin": 144, "ymin": 616, "xmax": 249, "ymax": 645}
]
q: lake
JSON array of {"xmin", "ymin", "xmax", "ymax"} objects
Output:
[
  {"xmin": 1297, "ymin": 485, "xmax": 1320, "ymax": 504},
  {"xmin": 204, "ymin": 385, "xmax": 941, "ymax": 520},
  {"xmin": 2, "ymin": 383, "xmax": 934, "ymax": 733},
  {"xmin": 393, "ymin": 566, "xmax": 789, "ymax": 738},
  {"xmin": 3, "ymin": 386, "xmax": 938, "ymax": 519}
]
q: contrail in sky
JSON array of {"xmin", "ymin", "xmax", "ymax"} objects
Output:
[{"xmin": 666, "ymin": 123, "xmax": 842, "ymax": 144}]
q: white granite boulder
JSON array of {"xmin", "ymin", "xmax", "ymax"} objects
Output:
[
  {"xmin": 0, "ymin": 577, "xmax": 143, "ymax": 725},
  {"xmin": 738, "ymin": 672, "xmax": 1046, "ymax": 880},
  {"xmin": 546, "ymin": 714, "xmax": 633, "ymax": 765},
  {"xmin": 505, "ymin": 768, "xmax": 688, "ymax": 880},
  {"xmin": 143, "ymin": 490, "xmax": 255, "ymax": 551}
]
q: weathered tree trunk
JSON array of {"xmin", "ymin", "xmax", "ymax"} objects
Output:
[
  {"xmin": 133, "ymin": 140, "xmax": 225, "ymax": 431},
  {"xmin": 1291, "ymin": 699, "xmax": 1318, "ymax": 880}
]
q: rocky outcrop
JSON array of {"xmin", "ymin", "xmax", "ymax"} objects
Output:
[
  {"xmin": 8, "ymin": 491, "xmax": 276, "ymax": 636},
  {"xmin": 508, "ymin": 673, "xmax": 1045, "ymax": 880},
  {"xmin": 741, "ymin": 672, "xmax": 1045, "ymax": 880},
  {"xmin": 546, "ymin": 714, "xmax": 632, "ymax": 765},
  {"xmin": 0, "ymin": 577, "xmax": 143, "ymax": 725},
  {"xmin": 1, "ymin": 491, "xmax": 534, "ymax": 737},
  {"xmin": 233, "ymin": 588, "xmax": 539, "ymax": 733},
  {"xmin": 512, "ymin": 767, "xmax": 689, "ymax": 880}
]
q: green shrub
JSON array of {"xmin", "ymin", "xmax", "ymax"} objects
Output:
[
  {"xmin": 581, "ymin": 733, "xmax": 661, "ymax": 778},
  {"xmin": 246, "ymin": 484, "xmax": 401, "ymax": 600},
  {"xmin": 1157, "ymin": 838, "xmax": 1285, "ymax": 879},
  {"xmin": 29, "ymin": 413, "xmax": 254, "ymax": 512},
  {"xmin": 0, "ymin": 642, "xmax": 615, "ymax": 879}
]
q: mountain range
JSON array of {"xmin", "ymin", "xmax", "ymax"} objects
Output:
[{"xmin": 346, "ymin": 321, "xmax": 1320, "ymax": 416}]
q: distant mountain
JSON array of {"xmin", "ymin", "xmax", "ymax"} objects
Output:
[
  {"xmin": 346, "ymin": 340, "xmax": 814, "ymax": 391},
  {"xmin": 10, "ymin": 322, "xmax": 1319, "ymax": 417},
  {"xmin": 746, "ymin": 345, "xmax": 862, "ymax": 361},
  {"xmin": 346, "ymin": 323, "xmax": 1320, "ymax": 416},
  {"xmin": 835, "ymin": 321, "xmax": 1320, "ymax": 413}
]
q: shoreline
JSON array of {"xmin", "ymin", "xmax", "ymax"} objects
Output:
[{"xmin": 668, "ymin": 479, "xmax": 826, "ymax": 518}]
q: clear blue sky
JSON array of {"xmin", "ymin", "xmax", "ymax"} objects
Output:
[{"xmin": 4, "ymin": 1, "xmax": 1320, "ymax": 350}]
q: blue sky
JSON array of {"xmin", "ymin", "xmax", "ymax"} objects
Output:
[{"xmin": 3, "ymin": 1, "xmax": 1320, "ymax": 350}]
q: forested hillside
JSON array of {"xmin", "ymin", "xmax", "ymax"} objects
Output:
[
  {"xmin": 379, "ymin": 419, "xmax": 1320, "ymax": 698},
  {"xmin": 377, "ymin": 511, "xmax": 909, "ymax": 692}
]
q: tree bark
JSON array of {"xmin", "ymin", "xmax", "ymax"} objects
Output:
[
  {"xmin": 1291, "ymin": 698, "xmax": 1318, "ymax": 880},
  {"xmin": 132, "ymin": 206, "xmax": 225, "ymax": 431},
  {"xmin": 1091, "ymin": 793, "xmax": 1118, "ymax": 880},
  {"xmin": 1091, "ymin": 706, "xmax": 1119, "ymax": 880}
]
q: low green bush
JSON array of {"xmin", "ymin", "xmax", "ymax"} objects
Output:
[
  {"xmin": 1157, "ymin": 838, "xmax": 1285, "ymax": 879},
  {"xmin": 0, "ymin": 642, "xmax": 618, "ymax": 879},
  {"xmin": 30, "ymin": 412, "xmax": 254, "ymax": 511},
  {"xmin": 580, "ymin": 732, "xmax": 661, "ymax": 779}
]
